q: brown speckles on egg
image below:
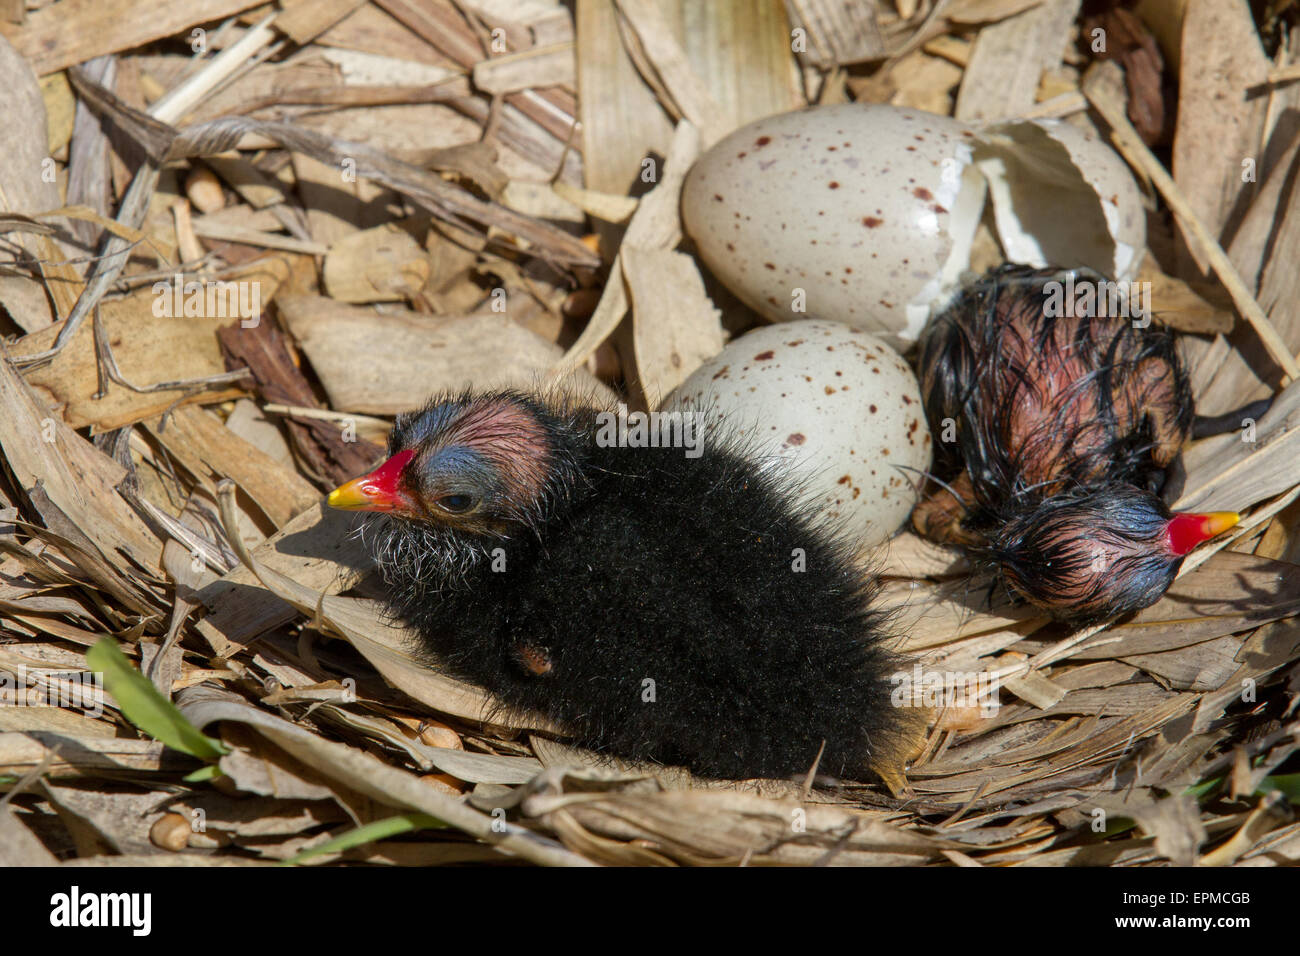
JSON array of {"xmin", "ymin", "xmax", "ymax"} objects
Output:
[
  {"xmin": 681, "ymin": 111, "xmax": 946, "ymax": 535},
  {"xmin": 754, "ymin": 350, "xmax": 775, "ymax": 360}
]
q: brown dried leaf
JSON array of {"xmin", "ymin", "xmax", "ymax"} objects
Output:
[
  {"xmin": 278, "ymin": 294, "xmax": 613, "ymax": 415},
  {"xmin": 623, "ymin": 247, "xmax": 723, "ymax": 405},
  {"xmin": 1171, "ymin": 0, "xmax": 1269, "ymax": 273},
  {"xmin": 955, "ymin": 0, "xmax": 1081, "ymax": 122},
  {"xmin": 1177, "ymin": 377, "xmax": 1300, "ymax": 514},
  {"xmin": 178, "ymin": 685, "xmax": 589, "ymax": 866},
  {"xmin": 142, "ymin": 405, "xmax": 319, "ymax": 530},
  {"xmin": 0, "ymin": 0, "xmax": 266, "ymax": 77},
  {"xmin": 785, "ymin": 0, "xmax": 885, "ymax": 68},
  {"xmin": 217, "ymin": 316, "xmax": 385, "ymax": 487},
  {"xmin": 323, "ymin": 224, "xmax": 431, "ymax": 304},
  {"xmin": 0, "ymin": 349, "xmax": 160, "ymax": 570},
  {"xmin": 9, "ymin": 293, "xmax": 258, "ymax": 432},
  {"xmin": 0, "ymin": 34, "xmax": 67, "ymax": 333}
]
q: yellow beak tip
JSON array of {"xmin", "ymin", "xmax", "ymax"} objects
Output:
[
  {"xmin": 326, "ymin": 479, "xmax": 372, "ymax": 511},
  {"xmin": 1213, "ymin": 511, "xmax": 1241, "ymax": 534}
]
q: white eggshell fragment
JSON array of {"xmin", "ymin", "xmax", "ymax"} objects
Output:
[
  {"xmin": 973, "ymin": 118, "xmax": 1145, "ymax": 282},
  {"xmin": 682, "ymin": 104, "xmax": 985, "ymax": 350},
  {"xmin": 666, "ymin": 320, "xmax": 931, "ymax": 548}
]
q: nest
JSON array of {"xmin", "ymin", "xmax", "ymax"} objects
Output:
[{"xmin": 1, "ymin": 0, "xmax": 1298, "ymax": 867}]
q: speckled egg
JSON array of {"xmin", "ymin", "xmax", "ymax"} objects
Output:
[
  {"xmin": 682, "ymin": 104, "xmax": 1147, "ymax": 350},
  {"xmin": 665, "ymin": 320, "xmax": 931, "ymax": 547},
  {"xmin": 683, "ymin": 104, "xmax": 985, "ymax": 349}
]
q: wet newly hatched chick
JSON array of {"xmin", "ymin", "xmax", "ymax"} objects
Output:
[
  {"xmin": 912, "ymin": 265, "xmax": 1237, "ymax": 623},
  {"xmin": 328, "ymin": 389, "xmax": 915, "ymax": 781}
]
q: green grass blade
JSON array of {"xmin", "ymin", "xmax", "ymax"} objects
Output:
[
  {"xmin": 1257, "ymin": 773, "xmax": 1300, "ymax": 803},
  {"xmin": 183, "ymin": 764, "xmax": 225, "ymax": 783},
  {"xmin": 282, "ymin": 813, "xmax": 447, "ymax": 866},
  {"xmin": 86, "ymin": 637, "xmax": 228, "ymax": 761}
]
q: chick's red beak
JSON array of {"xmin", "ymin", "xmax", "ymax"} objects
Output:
[
  {"xmin": 327, "ymin": 450, "xmax": 417, "ymax": 512},
  {"xmin": 1166, "ymin": 511, "xmax": 1239, "ymax": 556}
]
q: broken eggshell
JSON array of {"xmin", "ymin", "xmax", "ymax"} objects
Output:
[
  {"xmin": 973, "ymin": 117, "xmax": 1145, "ymax": 284},
  {"xmin": 665, "ymin": 320, "xmax": 931, "ymax": 548},
  {"xmin": 682, "ymin": 104, "xmax": 1145, "ymax": 350}
]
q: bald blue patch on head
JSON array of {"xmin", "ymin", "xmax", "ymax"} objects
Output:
[
  {"xmin": 390, "ymin": 400, "xmax": 464, "ymax": 455},
  {"xmin": 411, "ymin": 443, "xmax": 500, "ymax": 501}
]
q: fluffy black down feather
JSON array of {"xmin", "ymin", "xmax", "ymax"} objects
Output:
[{"xmin": 366, "ymin": 391, "xmax": 911, "ymax": 781}]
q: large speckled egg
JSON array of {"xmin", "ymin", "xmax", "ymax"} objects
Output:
[
  {"xmin": 683, "ymin": 104, "xmax": 985, "ymax": 349},
  {"xmin": 665, "ymin": 320, "xmax": 930, "ymax": 547},
  {"xmin": 682, "ymin": 104, "xmax": 1146, "ymax": 350}
]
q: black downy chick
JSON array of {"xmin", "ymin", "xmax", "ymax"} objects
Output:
[
  {"xmin": 328, "ymin": 390, "xmax": 915, "ymax": 781},
  {"xmin": 912, "ymin": 265, "xmax": 1239, "ymax": 623}
]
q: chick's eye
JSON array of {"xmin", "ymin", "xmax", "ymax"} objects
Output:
[{"xmin": 437, "ymin": 493, "xmax": 477, "ymax": 514}]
